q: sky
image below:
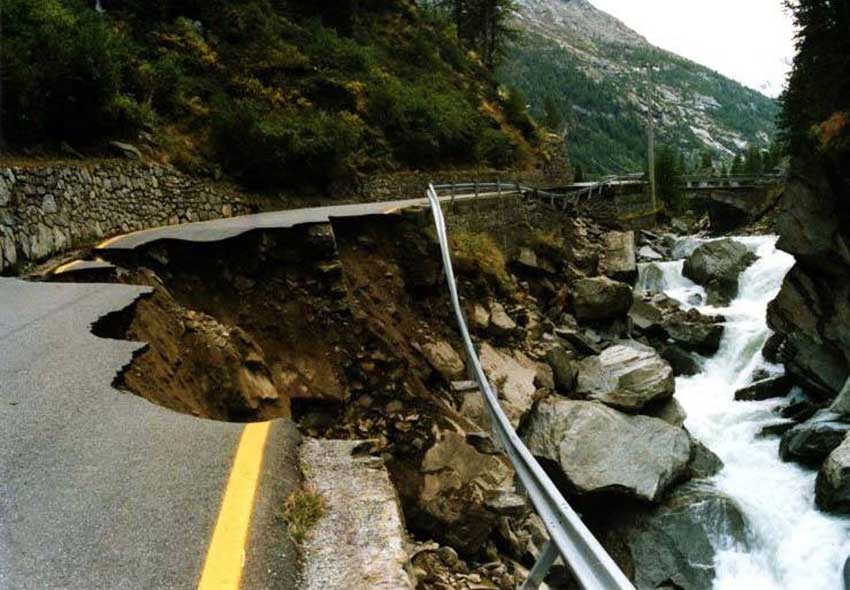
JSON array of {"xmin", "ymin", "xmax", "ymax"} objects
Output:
[{"xmin": 588, "ymin": 0, "xmax": 797, "ymax": 97}]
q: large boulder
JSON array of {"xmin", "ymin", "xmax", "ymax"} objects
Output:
[
  {"xmin": 815, "ymin": 435, "xmax": 850, "ymax": 514},
  {"xmin": 522, "ymin": 399, "xmax": 691, "ymax": 502},
  {"xmin": 682, "ymin": 238, "xmax": 757, "ymax": 305},
  {"xmin": 630, "ymin": 293, "xmax": 725, "ymax": 354},
  {"xmin": 571, "ymin": 276, "xmax": 633, "ymax": 322},
  {"xmin": 416, "ymin": 431, "xmax": 514, "ymax": 554},
  {"xmin": 480, "ymin": 343, "xmax": 538, "ymax": 428},
  {"xmin": 601, "ymin": 482, "xmax": 749, "ymax": 590},
  {"xmin": 779, "ymin": 410, "xmax": 850, "ymax": 465},
  {"xmin": 599, "ymin": 231, "xmax": 638, "ymax": 283},
  {"xmin": 488, "ymin": 301, "xmax": 518, "ymax": 339},
  {"xmin": 577, "ymin": 343, "xmax": 675, "ymax": 412},
  {"xmin": 767, "ymin": 266, "xmax": 850, "ymax": 397}
]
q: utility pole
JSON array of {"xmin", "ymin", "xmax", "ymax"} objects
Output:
[{"xmin": 646, "ymin": 64, "xmax": 657, "ymax": 214}]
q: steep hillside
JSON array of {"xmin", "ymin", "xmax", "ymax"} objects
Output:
[
  {"xmin": 2, "ymin": 0, "xmax": 546, "ymax": 193},
  {"xmin": 499, "ymin": 0, "xmax": 780, "ymax": 175}
]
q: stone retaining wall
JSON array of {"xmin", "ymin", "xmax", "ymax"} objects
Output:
[{"xmin": 0, "ymin": 160, "xmax": 253, "ymax": 273}]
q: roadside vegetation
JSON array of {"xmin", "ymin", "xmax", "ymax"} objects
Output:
[
  {"xmin": 282, "ymin": 485, "xmax": 326, "ymax": 545},
  {"xmin": 1, "ymin": 0, "xmax": 543, "ymax": 192}
]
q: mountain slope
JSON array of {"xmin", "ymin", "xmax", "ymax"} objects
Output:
[{"xmin": 499, "ymin": 0, "xmax": 780, "ymax": 175}]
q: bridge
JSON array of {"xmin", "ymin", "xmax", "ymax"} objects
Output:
[{"xmin": 682, "ymin": 173, "xmax": 786, "ymax": 230}]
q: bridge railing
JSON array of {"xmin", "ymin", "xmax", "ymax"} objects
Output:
[
  {"xmin": 425, "ymin": 182, "xmax": 635, "ymax": 590},
  {"xmin": 429, "ymin": 174, "xmax": 644, "ymax": 213},
  {"xmin": 681, "ymin": 173, "xmax": 786, "ymax": 189}
]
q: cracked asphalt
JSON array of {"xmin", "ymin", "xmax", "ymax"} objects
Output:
[{"xmin": 0, "ymin": 278, "xmax": 300, "ymax": 590}]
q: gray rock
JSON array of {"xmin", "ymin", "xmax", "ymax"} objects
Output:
[
  {"xmin": 546, "ymin": 345, "xmax": 578, "ymax": 394},
  {"xmin": 688, "ymin": 439, "xmax": 723, "ymax": 479},
  {"xmin": 599, "ymin": 231, "xmax": 638, "ymax": 282},
  {"xmin": 522, "ymin": 399, "xmax": 691, "ymax": 502},
  {"xmin": 658, "ymin": 343, "xmax": 702, "ymax": 376},
  {"xmin": 605, "ymin": 482, "xmax": 749, "ymax": 590},
  {"xmin": 577, "ymin": 344, "xmax": 675, "ymax": 412},
  {"xmin": 488, "ymin": 301, "xmax": 518, "ymax": 337},
  {"xmin": 829, "ymin": 379, "xmax": 850, "ymax": 425},
  {"xmin": 515, "ymin": 247, "xmax": 555, "ymax": 274},
  {"xmin": 571, "ymin": 276, "xmax": 633, "ymax": 322},
  {"xmin": 417, "ymin": 431, "xmax": 513, "ymax": 553},
  {"xmin": 734, "ymin": 375, "xmax": 794, "ymax": 401},
  {"xmin": 480, "ymin": 343, "xmax": 538, "ymax": 428},
  {"xmin": 646, "ymin": 397, "xmax": 687, "ymax": 427},
  {"xmin": 683, "ymin": 238, "xmax": 757, "ymax": 305},
  {"xmin": 815, "ymin": 435, "xmax": 850, "ymax": 514},
  {"xmin": 638, "ymin": 245, "xmax": 664, "ymax": 261},
  {"xmin": 779, "ymin": 410, "xmax": 850, "ymax": 466}
]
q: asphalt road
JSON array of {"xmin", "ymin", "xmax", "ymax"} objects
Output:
[
  {"xmin": 0, "ymin": 278, "xmax": 299, "ymax": 590},
  {"xmin": 96, "ymin": 192, "xmax": 500, "ymax": 251}
]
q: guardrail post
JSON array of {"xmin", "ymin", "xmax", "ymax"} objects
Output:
[
  {"xmin": 522, "ymin": 540, "xmax": 559, "ymax": 590},
  {"xmin": 497, "ymin": 178, "xmax": 502, "ymax": 198},
  {"xmin": 451, "ymin": 182, "xmax": 456, "ymax": 205}
]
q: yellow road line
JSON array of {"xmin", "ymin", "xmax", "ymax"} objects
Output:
[
  {"xmin": 197, "ymin": 421, "xmax": 272, "ymax": 590},
  {"xmin": 52, "ymin": 260, "xmax": 83, "ymax": 275}
]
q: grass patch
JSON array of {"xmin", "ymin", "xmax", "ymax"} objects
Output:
[
  {"xmin": 282, "ymin": 485, "xmax": 326, "ymax": 545},
  {"xmin": 451, "ymin": 231, "xmax": 513, "ymax": 292}
]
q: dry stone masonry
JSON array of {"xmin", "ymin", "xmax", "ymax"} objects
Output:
[{"xmin": 0, "ymin": 160, "xmax": 251, "ymax": 273}]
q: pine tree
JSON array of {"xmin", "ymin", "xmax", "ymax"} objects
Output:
[{"xmin": 543, "ymin": 96, "xmax": 563, "ymax": 132}]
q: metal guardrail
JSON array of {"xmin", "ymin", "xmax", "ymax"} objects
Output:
[
  {"xmin": 426, "ymin": 183, "xmax": 635, "ymax": 590},
  {"xmin": 429, "ymin": 174, "xmax": 644, "ymax": 214}
]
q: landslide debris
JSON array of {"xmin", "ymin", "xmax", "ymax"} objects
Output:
[{"xmin": 80, "ymin": 208, "xmax": 731, "ymax": 588}]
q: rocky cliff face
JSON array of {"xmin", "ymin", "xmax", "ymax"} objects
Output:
[{"xmin": 767, "ymin": 154, "xmax": 850, "ymax": 399}]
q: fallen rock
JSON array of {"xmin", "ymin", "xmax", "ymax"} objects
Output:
[
  {"xmin": 418, "ymin": 431, "xmax": 513, "ymax": 554},
  {"xmin": 554, "ymin": 327, "xmax": 601, "ymax": 356},
  {"xmin": 630, "ymin": 293, "xmax": 724, "ymax": 354},
  {"xmin": 577, "ymin": 344, "xmax": 675, "ymax": 412},
  {"xmin": 522, "ymin": 399, "xmax": 691, "ymax": 502},
  {"xmin": 471, "ymin": 304, "xmax": 490, "ymax": 331},
  {"xmin": 571, "ymin": 276, "xmax": 633, "ymax": 322},
  {"xmin": 480, "ymin": 343, "xmax": 538, "ymax": 428},
  {"xmin": 815, "ymin": 435, "xmax": 850, "ymax": 514},
  {"xmin": 515, "ymin": 247, "xmax": 555, "ymax": 274},
  {"xmin": 599, "ymin": 231, "xmax": 638, "ymax": 282},
  {"xmin": 683, "ymin": 238, "xmax": 757, "ymax": 305},
  {"xmin": 779, "ymin": 410, "xmax": 850, "ymax": 465},
  {"xmin": 758, "ymin": 419, "xmax": 797, "ymax": 438},
  {"xmin": 602, "ymin": 482, "xmax": 748, "ymax": 590},
  {"xmin": 546, "ymin": 345, "xmax": 578, "ymax": 394},
  {"xmin": 422, "ymin": 340, "xmax": 465, "ymax": 382},
  {"xmin": 734, "ymin": 375, "xmax": 794, "ymax": 401},
  {"xmin": 488, "ymin": 301, "xmax": 518, "ymax": 338}
]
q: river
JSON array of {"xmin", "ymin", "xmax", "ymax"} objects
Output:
[{"xmin": 637, "ymin": 235, "xmax": 850, "ymax": 590}]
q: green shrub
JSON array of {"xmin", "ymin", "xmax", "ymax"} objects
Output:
[
  {"xmin": 476, "ymin": 127, "xmax": 517, "ymax": 168},
  {"xmin": 502, "ymin": 87, "xmax": 536, "ymax": 141},
  {"xmin": 211, "ymin": 98, "xmax": 364, "ymax": 189},
  {"xmin": 1, "ymin": 0, "xmax": 138, "ymax": 144},
  {"xmin": 368, "ymin": 77, "xmax": 482, "ymax": 166}
]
